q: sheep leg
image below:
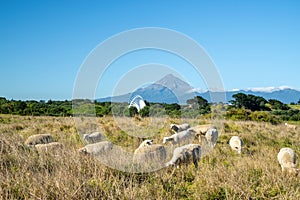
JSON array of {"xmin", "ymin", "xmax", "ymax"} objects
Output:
[{"xmin": 192, "ymin": 151, "xmax": 199, "ymax": 169}]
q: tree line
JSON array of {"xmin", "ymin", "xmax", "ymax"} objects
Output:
[
  {"xmin": 0, "ymin": 94, "xmax": 299, "ymax": 122},
  {"xmin": 0, "ymin": 96, "xmax": 210, "ymax": 118},
  {"xmin": 227, "ymin": 93, "xmax": 300, "ymax": 123}
]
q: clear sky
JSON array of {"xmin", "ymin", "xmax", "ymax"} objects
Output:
[{"xmin": 1, "ymin": 0, "xmax": 299, "ymax": 100}]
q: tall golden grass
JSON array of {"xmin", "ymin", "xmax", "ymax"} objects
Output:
[{"xmin": 0, "ymin": 114, "xmax": 299, "ymax": 199}]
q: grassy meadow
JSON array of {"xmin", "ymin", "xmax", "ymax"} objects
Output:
[{"xmin": 0, "ymin": 114, "xmax": 300, "ymax": 199}]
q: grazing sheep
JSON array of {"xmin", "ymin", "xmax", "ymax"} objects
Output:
[
  {"xmin": 79, "ymin": 141, "xmax": 113, "ymax": 157},
  {"xmin": 165, "ymin": 144, "xmax": 202, "ymax": 169},
  {"xmin": 25, "ymin": 134, "xmax": 53, "ymax": 146},
  {"xmin": 163, "ymin": 129, "xmax": 196, "ymax": 146},
  {"xmin": 133, "ymin": 139, "xmax": 166, "ymax": 165},
  {"xmin": 277, "ymin": 147, "xmax": 299, "ymax": 175},
  {"xmin": 83, "ymin": 132, "xmax": 104, "ymax": 144},
  {"xmin": 229, "ymin": 136, "xmax": 243, "ymax": 154},
  {"xmin": 35, "ymin": 142, "xmax": 63, "ymax": 153},
  {"xmin": 189, "ymin": 124, "xmax": 212, "ymax": 136},
  {"xmin": 134, "ymin": 139, "xmax": 153, "ymax": 154},
  {"xmin": 205, "ymin": 127, "xmax": 218, "ymax": 147},
  {"xmin": 170, "ymin": 123, "xmax": 191, "ymax": 133}
]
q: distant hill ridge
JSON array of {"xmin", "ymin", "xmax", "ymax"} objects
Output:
[{"xmin": 97, "ymin": 74, "xmax": 300, "ymax": 104}]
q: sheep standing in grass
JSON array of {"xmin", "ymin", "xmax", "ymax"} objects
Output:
[
  {"xmin": 133, "ymin": 139, "xmax": 153, "ymax": 154},
  {"xmin": 79, "ymin": 141, "xmax": 113, "ymax": 157},
  {"xmin": 205, "ymin": 127, "xmax": 218, "ymax": 147},
  {"xmin": 165, "ymin": 144, "xmax": 201, "ymax": 169},
  {"xmin": 133, "ymin": 139, "xmax": 166, "ymax": 165},
  {"xmin": 35, "ymin": 142, "xmax": 63, "ymax": 153},
  {"xmin": 170, "ymin": 123, "xmax": 190, "ymax": 133},
  {"xmin": 163, "ymin": 129, "xmax": 196, "ymax": 146},
  {"xmin": 189, "ymin": 124, "xmax": 212, "ymax": 136},
  {"xmin": 25, "ymin": 134, "xmax": 53, "ymax": 146},
  {"xmin": 277, "ymin": 147, "xmax": 299, "ymax": 175},
  {"xmin": 229, "ymin": 136, "xmax": 243, "ymax": 154},
  {"xmin": 83, "ymin": 132, "xmax": 104, "ymax": 144}
]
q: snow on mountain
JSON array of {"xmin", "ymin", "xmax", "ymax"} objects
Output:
[{"xmin": 97, "ymin": 74, "xmax": 300, "ymax": 104}]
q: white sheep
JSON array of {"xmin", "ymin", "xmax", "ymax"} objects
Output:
[
  {"xmin": 78, "ymin": 141, "xmax": 113, "ymax": 157},
  {"xmin": 79, "ymin": 142, "xmax": 136, "ymax": 171},
  {"xmin": 170, "ymin": 123, "xmax": 191, "ymax": 133},
  {"xmin": 229, "ymin": 136, "xmax": 243, "ymax": 154},
  {"xmin": 35, "ymin": 142, "xmax": 63, "ymax": 153},
  {"xmin": 133, "ymin": 139, "xmax": 166, "ymax": 166},
  {"xmin": 277, "ymin": 147, "xmax": 299, "ymax": 175},
  {"xmin": 133, "ymin": 139, "xmax": 153, "ymax": 154},
  {"xmin": 83, "ymin": 132, "xmax": 104, "ymax": 144},
  {"xmin": 205, "ymin": 127, "xmax": 218, "ymax": 147},
  {"xmin": 25, "ymin": 134, "xmax": 53, "ymax": 146},
  {"xmin": 165, "ymin": 144, "xmax": 202, "ymax": 169},
  {"xmin": 189, "ymin": 124, "xmax": 212, "ymax": 136},
  {"xmin": 163, "ymin": 129, "xmax": 196, "ymax": 146}
]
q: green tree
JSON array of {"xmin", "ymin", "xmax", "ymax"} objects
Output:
[
  {"xmin": 268, "ymin": 99, "xmax": 289, "ymax": 110},
  {"xmin": 230, "ymin": 93, "xmax": 269, "ymax": 111},
  {"xmin": 230, "ymin": 93, "xmax": 248, "ymax": 108},
  {"xmin": 13, "ymin": 100, "xmax": 27, "ymax": 115},
  {"xmin": 139, "ymin": 106, "xmax": 150, "ymax": 117},
  {"xmin": 187, "ymin": 96, "xmax": 210, "ymax": 114},
  {"xmin": 249, "ymin": 111, "xmax": 281, "ymax": 124},
  {"xmin": 164, "ymin": 103, "xmax": 181, "ymax": 117}
]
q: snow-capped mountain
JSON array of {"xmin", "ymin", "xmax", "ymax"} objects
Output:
[{"xmin": 97, "ymin": 74, "xmax": 300, "ymax": 104}]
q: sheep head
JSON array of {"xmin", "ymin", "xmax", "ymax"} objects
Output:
[
  {"xmin": 83, "ymin": 134, "xmax": 88, "ymax": 140},
  {"xmin": 170, "ymin": 124, "xmax": 179, "ymax": 132},
  {"xmin": 163, "ymin": 137, "xmax": 173, "ymax": 144},
  {"xmin": 139, "ymin": 139, "xmax": 153, "ymax": 148}
]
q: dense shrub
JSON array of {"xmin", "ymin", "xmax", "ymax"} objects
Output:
[
  {"xmin": 225, "ymin": 108, "xmax": 251, "ymax": 121},
  {"xmin": 249, "ymin": 111, "xmax": 281, "ymax": 124},
  {"xmin": 272, "ymin": 109, "xmax": 300, "ymax": 121}
]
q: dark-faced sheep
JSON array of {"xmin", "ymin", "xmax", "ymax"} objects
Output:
[{"xmin": 170, "ymin": 123, "xmax": 190, "ymax": 133}]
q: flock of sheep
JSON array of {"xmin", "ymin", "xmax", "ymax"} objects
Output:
[{"xmin": 23, "ymin": 123, "xmax": 299, "ymax": 175}]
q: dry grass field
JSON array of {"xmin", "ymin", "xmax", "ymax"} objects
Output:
[{"xmin": 0, "ymin": 114, "xmax": 300, "ymax": 199}]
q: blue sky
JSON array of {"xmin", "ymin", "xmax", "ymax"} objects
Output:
[{"xmin": 0, "ymin": 0, "xmax": 299, "ymax": 100}]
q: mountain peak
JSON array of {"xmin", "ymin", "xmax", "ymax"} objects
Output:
[
  {"xmin": 161, "ymin": 74, "xmax": 177, "ymax": 79},
  {"xmin": 155, "ymin": 74, "xmax": 193, "ymax": 93},
  {"xmin": 97, "ymin": 74, "xmax": 300, "ymax": 104}
]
